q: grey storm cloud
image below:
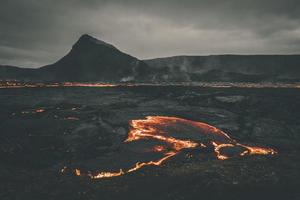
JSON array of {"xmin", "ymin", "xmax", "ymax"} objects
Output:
[{"xmin": 0, "ymin": 0, "xmax": 300, "ymax": 67}]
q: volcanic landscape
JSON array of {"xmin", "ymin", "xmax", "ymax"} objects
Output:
[
  {"xmin": 1, "ymin": 34, "xmax": 300, "ymax": 200},
  {"xmin": 1, "ymin": 84, "xmax": 300, "ymax": 200}
]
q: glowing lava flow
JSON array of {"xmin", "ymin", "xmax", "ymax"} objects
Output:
[
  {"xmin": 0, "ymin": 82, "xmax": 117, "ymax": 88},
  {"xmin": 68, "ymin": 116, "xmax": 277, "ymax": 179},
  {"xmin": 1, "ymin": 81, "xmax": 300, "ymax": 89}
]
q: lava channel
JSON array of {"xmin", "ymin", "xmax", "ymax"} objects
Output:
[{"xmin": 64, "ymin": 116, "xmax": 277, "ymax": 179}]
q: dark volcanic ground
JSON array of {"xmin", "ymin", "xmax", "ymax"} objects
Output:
[{"xmin": 0, "ymin": 86, "xmax": 300, "ymax": 200}]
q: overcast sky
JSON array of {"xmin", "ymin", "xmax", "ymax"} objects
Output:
[{"xmin": 0, "ymin": 0, "xmax": 300, "ymax": 68}]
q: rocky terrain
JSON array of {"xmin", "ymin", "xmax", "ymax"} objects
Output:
[{"xmin": 0, "ymin": 86, "xmax": 299, "ymax": 200}]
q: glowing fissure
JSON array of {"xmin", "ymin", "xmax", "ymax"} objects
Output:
[
  {"xmin": 64, "ymin": 116, "xmax": 276, "ymax": 179},
  {"xmin": 1, "ymin": 81, "xmax": 300, "ymax": 89},
  {"xmin": 0, "ymin": 82, "xmax": 117, "ymax": 88}
]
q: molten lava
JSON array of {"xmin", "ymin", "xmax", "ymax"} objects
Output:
[
  {"xmin": 35, "ymin": 109, "xmax": 45, "ymax": 113},
  {"xmin": 1, "ymin": 81, "xmax": 300, "ymax": 89},
  {"xmin": 90, "ymin": 169, "xmax": 125, "ymax": 179},
  {"xmin": 65, "ymin": 116, "xmax": 276, "ymax": 179}
]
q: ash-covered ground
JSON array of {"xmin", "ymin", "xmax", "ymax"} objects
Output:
[{"xmin": 0, "ymin": 86, "xmax": 300, "ymax": 200}]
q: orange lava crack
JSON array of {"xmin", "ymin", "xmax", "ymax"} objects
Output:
[{"xmin": 64, "ymin": 116, "xmax": 277, "ymax": 179}]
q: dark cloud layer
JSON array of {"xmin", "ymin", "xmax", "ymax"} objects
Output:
[{"xmin": 0, "ymin": 0, "xmax": 300, "ymax": 67}]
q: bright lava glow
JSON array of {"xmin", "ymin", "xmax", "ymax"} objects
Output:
[
  {"xmin": 63, "ymin": 116, "xmax": 277, "ymax": 179},
  {"xmin": 1, "ymin": 81, "xmax": 300, "ymax": 89}
]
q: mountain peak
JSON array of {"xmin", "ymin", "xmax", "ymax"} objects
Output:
[
  {"xmin": 74, "ymin": 34, "xmax": 116, "ymax": 49},
  {"xmin": 78, "ymin": 34, "xmax": 95, "ymax": 40}
]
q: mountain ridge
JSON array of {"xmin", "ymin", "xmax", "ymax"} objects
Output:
[
  {"xmin": 39, "ymin": 34, "xmax": 152, "ymax": 81},
  {"xmin": 145, "ymin": 55, "xmax": 300, "ymax": 82},
  {"xmin": 1, "ymin": 34, "xmax": 300, "ymax": 83}
]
